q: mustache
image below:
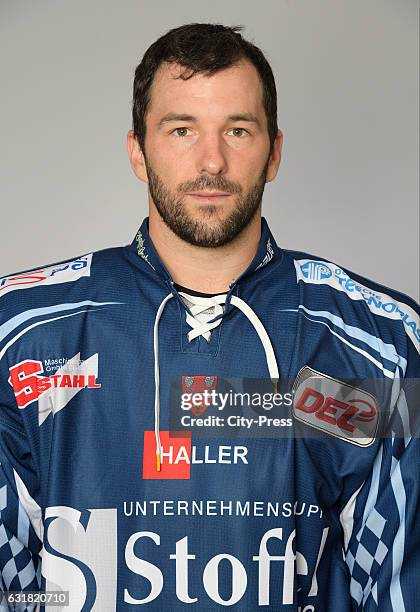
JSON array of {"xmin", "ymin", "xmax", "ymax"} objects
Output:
[{"xmin": 177, "ymin": 176, "xmax": 242, "ymax": 194}]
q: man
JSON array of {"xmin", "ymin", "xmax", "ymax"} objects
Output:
[{"xmin": 0, "ymin": 23, "xmax": 418, "ymax": 611}]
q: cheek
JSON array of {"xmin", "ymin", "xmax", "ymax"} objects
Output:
[
  {"xmin": 234, "ymin": 159, "xmax": 267, "ymax": 187},
  {"xmin": 165, "ymin": 167, "xmax": 193, "ymax": 193},
  {"xmin": 232, "ymin": 144, "xmax": 269, "ymax": 172},
  {"xmin": 147, "ymin": 154, "xmax": 187, "ymax": 187}
]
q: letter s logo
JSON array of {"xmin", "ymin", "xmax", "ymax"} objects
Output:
[
  {"xmin": 43, "ymin": 506, "xmax": 117, "ymax": 611},
  {"xmin": 8, "ymin": 360, "xmax": 45, "ymax": 408}
]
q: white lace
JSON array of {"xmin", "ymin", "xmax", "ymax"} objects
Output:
[
  {"xmin": 153, "ymin": 291, "xmax": 280, "ymax": 470},
  {"xmin": 182, "ymin": 293, "xmax": 225, "ymax": 341}
]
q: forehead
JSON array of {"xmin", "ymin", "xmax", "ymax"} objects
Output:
[{"xmin": 147, "ymin": 60, "xmax": 265, "ymax": 120}]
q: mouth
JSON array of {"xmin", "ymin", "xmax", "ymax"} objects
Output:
[{"xmin": 185, "ymin": 191, "xmax": 232, "ymax": 202}]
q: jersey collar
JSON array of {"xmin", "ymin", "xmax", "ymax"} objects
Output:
[{"xmin": 126, "ymin": 216, "xmax": 284, "ymax": 289}]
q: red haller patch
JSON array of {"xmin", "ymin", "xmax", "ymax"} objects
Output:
[{"xmin": 142, "ymin": 431, "xmax": 192, "ymax": 480}]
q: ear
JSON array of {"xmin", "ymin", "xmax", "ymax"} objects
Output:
[
  {"xmin": 127, "ymin": 130, "xmax": 148, "ymax": 183},
  {"xmin": 265, "ymin": 129, "xmax": 283, "ymax": 183}
]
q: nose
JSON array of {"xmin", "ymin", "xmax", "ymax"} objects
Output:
[{"xmin": 195, "ymin": 133, "xmax": 228, "ymax": 175}]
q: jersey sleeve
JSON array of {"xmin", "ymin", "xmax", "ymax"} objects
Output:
[
  {"xmin": 343, "ymin": 331, "xmax": 420, "ymax": 610},
  {"xmin": 0, "ymin": 328, "xmax": 43, "ymax": 609}
]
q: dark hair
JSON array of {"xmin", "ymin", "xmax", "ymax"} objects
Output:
[{"xmin": 132, "ymin": 23, "xmax": 278, "ymax": 152}]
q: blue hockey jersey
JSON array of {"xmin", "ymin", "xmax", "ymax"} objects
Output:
[{"xmin": 0, "ymin": 216, "xmax": 419, "ymax": 611}]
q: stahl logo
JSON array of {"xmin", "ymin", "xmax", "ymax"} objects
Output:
[{"xmin": 8, "ymin": 353, "xmax": 101, "ymax": 419}]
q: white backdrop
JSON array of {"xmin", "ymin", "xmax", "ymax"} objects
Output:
[{"xmin": 1, "ymin": 0, "xmax": 418, "ymax": 299}]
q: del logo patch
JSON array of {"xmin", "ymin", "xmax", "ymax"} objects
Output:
[{"xmin": 292, "ymin": 366, "xmax": 379, "ymax": 447}]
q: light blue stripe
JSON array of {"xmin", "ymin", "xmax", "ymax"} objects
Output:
[
  {"xmin": 389, "ymin": 454, "xmax": 407, "ymax": 612},
  {"xmin": 389, "ymin": 369, "xmax": 401, "ymax": 418},
  {"xmin": 17, "ymin": 500, "xmax": 30, "ymax": 547},
  {"xmin": 0, "ymin": 300, "xmax": 123, "ymax": 343},
  {"xmin": 285, "ymin": 310, "xmax": 395, "ymax": 377},
  {"xmin": 396, "ymin": 390, "xmax": 411, "ymax": 445},
  {"xmin": 357, "ymin": 444, "xmax": 383, "ymax": 541},
  {"xmin": 390, "ymin": 367, "xmax": 412, "ymax": 442},
  {"xmin": 0, "ymin": 483, "xmax": 6, "ymax": 511},
  {"xmin": 282, "ymin": 306, "xmax": 406, "ymax": 371},
  {"xmin": 299, "ymin": 305, "xmax": 404, "ymax": 367},
  {"xmin": 0, "ymin": 310, "xmax": 100, "ymax": 361}
]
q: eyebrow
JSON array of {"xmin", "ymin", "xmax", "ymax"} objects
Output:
[
  {"xmin": 158, "ymin": 112, "xmax": 261, "ymax": 127},
  {"xmin": 159, "ymin": 113, "xmax": 196, "ymax": 126},
  {"xmin": 227, "ymin": 113, "xmax": 261, "ymax": 126}
]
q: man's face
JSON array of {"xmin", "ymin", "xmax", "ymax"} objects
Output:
[{"xmin": 129, "ymin": 60, "xmax": 282, "ymax": 247}]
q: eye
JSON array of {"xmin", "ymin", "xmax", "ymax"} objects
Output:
[
  {"xmin": 228, "ymin": 127, "xmax": 249, "ymax": 137},
  {"xmin": 172, "ymin": 127, "xmax": 191, "ymax": 137}
]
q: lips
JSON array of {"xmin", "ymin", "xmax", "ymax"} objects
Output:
[
  {"xmin": 187, "ymin": 191, "xmax": 230, "ymax": 196},
  {"xmin": 186, "ymin": 192, "xmax": 231, "ymax": 201}
]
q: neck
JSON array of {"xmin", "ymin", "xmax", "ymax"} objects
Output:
[{"xmin": 148, "ymin": 204, "xmax": 261, "ymax": 294}]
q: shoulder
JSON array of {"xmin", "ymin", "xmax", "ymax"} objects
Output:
[
  {"xmin": 0, "ymin": 244, "xmax": 128, "ymax": 321},
  {"xmin": 284, "ymin": 248, "xmax": 418, "ymax": 308},
  {"xmin": 282, "ymin": 248, "xmax": 419, "ymax": 357}
]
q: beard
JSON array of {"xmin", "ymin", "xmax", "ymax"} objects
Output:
[{"xmin": 143, "ymin": 153, "xmax": 270, "ymax": 247}]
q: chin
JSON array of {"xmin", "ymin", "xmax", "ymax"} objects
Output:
[{"xmin": 192, "ymin": 203, "xmax": 231, "ymax": 220}]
